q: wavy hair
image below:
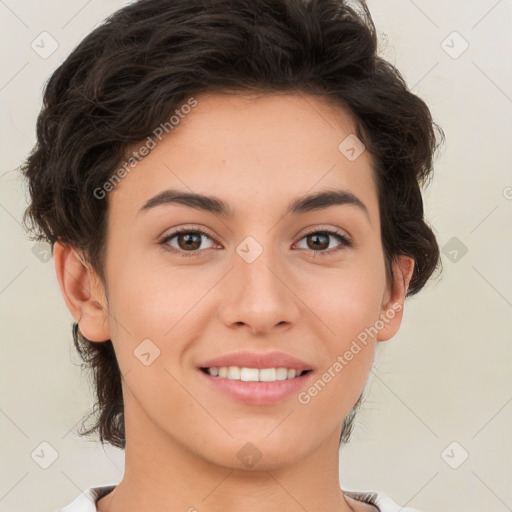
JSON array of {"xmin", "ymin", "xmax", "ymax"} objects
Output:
[{"xmin": 21, "ymin": 0, "xmax": 444, "ymax": 449}]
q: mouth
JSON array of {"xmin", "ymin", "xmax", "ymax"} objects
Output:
[
  {"xmin": 200, "ymin": 366, "xmax": 313, "ymax": 382},
  {"xmin": 198, "ymin": 367, "xmax": 314, "ymax": 405},
  {"xmin": 197, "ymin": 351, "xmax": 315, "ymax": 405}
]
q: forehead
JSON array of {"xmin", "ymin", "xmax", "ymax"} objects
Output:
[{"xmin": 108, "ymin": 91, "xmax": 379, "ymax": 223}]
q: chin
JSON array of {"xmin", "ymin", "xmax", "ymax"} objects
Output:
[{"xmin": 197, "ymin": 433, "xmax": 307, "ymax": 471}]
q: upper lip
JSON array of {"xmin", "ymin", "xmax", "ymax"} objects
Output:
[{"xmin": 199, "ymin": 351, "xmax": 314, "ymax": 372}]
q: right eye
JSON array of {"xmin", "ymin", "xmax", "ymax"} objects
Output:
[{"xmin": 160, "ymin": 228, "xmax": 217, "ymax": 256}]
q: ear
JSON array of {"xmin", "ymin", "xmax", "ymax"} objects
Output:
[
  {"xmin": 53, "ymin": 241, "xmax": 110, "ymax": 342},
  {"xmin": 376, "ymin": 255, "xmax": 415, "ymax": 342}
]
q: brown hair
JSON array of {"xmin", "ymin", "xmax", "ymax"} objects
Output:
[{"xmin": 21, "ymin": 0, "xmax": 444, "ymax": 449}]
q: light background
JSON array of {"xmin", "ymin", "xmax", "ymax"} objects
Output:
[{"xmin": 0, "ymin": 1, "xmax": 511, "ymax": 511}]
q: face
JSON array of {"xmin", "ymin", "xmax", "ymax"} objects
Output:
[{"xmin": 62, "ymin": 92, "xmax": 412, "ymax": 470}]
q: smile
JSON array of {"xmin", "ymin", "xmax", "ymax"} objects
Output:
[{"xmin": 201, "ymin": 366, "xmax": 312, "ymax": 382}]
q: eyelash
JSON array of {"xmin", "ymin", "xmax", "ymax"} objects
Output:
[{"xmin": 159, "ymin": 226, "xmax": 352, "ymax": 258}]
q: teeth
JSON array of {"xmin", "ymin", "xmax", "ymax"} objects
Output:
[
  {"xmin": 276, "ymin": 367, "xmax": 288, "ymax": 380},
  {"xmin": 205, "ymin": 366, "xmax": 306, "ymax": 382},
  {"xmin": 227, "ymin": 366, "xmax": 240, "ymax": 379},
  {"xmin": 259, "ymin": 368, "xmax": 276, "ymax": 381},
  {"xmin": 241, "ymin": 367, "xmax": 259, "ymax": 381}
]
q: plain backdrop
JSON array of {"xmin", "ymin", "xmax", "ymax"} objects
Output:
[{"xmin": 0, "ymin": 1, "xmax": 511, "ymax": 511}]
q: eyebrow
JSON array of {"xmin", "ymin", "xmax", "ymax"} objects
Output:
[{"xmin": 138, "ymin": 188, "xmax": 371, "ymax": 223}]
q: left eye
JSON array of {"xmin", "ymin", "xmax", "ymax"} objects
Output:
[{"xmin": 295, "ymin": 230, "xmax": 350, "ymax": 254}]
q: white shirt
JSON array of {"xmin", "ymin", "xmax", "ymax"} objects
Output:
[{"xmin": 57, "ymin": 484, "xmax": 421, "ymax": 511}]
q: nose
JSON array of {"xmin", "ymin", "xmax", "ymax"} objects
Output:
[{"xmin": 218, "ymin": 243, "xmax": 301, "ymax": 336}]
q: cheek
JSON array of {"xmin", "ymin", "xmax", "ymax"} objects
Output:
[
  {"xmin": 106, "ymin": 245, "xmax": 208, "ymax": 332},
  {"xmin": 306, "ymin": 260, "xmax": 387, "ymax": 342},
  {"xmin": 104, "ymin": 251, "xmax": 221, "ymax": 378},
  {"xmin": 303, "ymin": 277, "xmax": 381, "ymax": 417},
  {"xmin": 300, "ymin": 257, "xmax": 386, "ymax": 404}
]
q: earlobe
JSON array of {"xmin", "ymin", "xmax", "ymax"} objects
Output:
[
  {"xmin": 376, "ymin": 255, "xmax": 415, "ymax": 342},
  {"xmin": 53, "ymin": 241, "xmax": 110, "ymax": 342}
]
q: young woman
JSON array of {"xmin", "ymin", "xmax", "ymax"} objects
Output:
[{"xmin": 21, "ymin": 0, "xmax": 444, "ymax": 510}]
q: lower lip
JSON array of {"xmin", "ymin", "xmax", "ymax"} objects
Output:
[{"xmin": 197, "ymin": 369, "xmax": 314, "ymax": 405}]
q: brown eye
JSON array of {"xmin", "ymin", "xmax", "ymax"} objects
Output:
[
  {"xmin": 295, "ymin": 229, "xmax": 351, "ymax": 255},
  {"xmin": 176, "ymin": 232, "xmax": 202, "ymax": 250},
  {"xmin": 306, "ymin": 233, "xmax": 330, "ymax": 250},
  {"xmin": 161, "ymin": 229, "xmax": 215, "ymax": 254}
]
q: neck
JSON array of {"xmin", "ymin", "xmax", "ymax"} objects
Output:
[{"xmin": 96, "ymin": 401, "xmax": 358, "ymax": 512}]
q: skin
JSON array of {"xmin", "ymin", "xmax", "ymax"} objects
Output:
[{"xmin": 54, "ymin": 92, "xmax": 414, "ymax": 512}]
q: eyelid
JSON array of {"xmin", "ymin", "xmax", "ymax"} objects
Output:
[
  {"xmin": 160, "ymin": 224, "xmax": 218, "ymax": 243},
  {"xmin": 299, "ymin": 225, "xmax": 351, "ymax": 243}
]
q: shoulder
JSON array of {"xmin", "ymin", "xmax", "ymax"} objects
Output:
[
  {"xmin": 56, "ymin": 484, "xmax": 116, "ymax": 512},
  {"xmin": 345, "ymin": 489, "xmax": 422, "ymax": 512}
]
